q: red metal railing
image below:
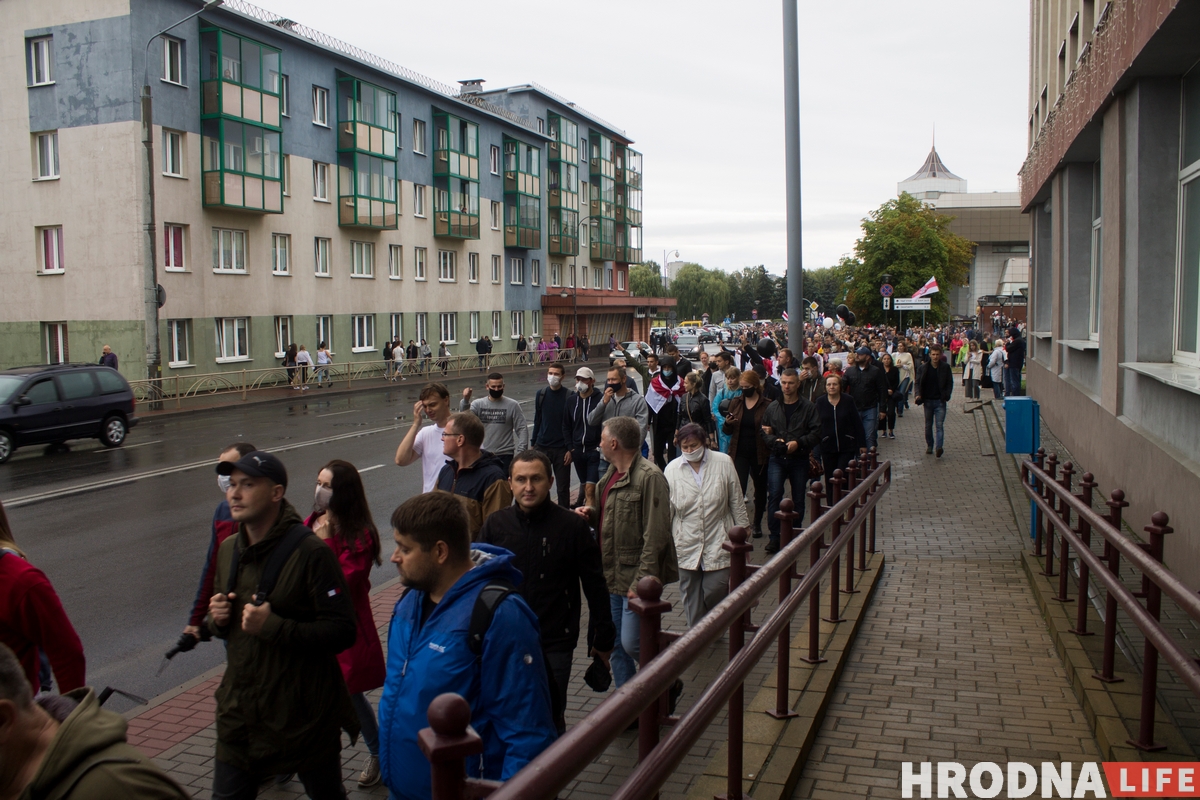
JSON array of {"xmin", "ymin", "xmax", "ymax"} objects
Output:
[
  {"xmin": 420, "ymin": 451, "xmax": 892, "ymax": 799},
  {"xmin": 1022, "ymin": 449, "xmax": 1200, "ymax": 751}
]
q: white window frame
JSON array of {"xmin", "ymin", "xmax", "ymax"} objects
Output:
[
  {"xmin": 415, "ymin": 312, "xmax": 428, "ymax": 343},
  {"xmin": 45, "ymin": 322, "xmax": 68, "ymax": 364},
  {"xmin": 274, "ymin": 315, "xmax": 293, "ymax": 357},
  {"xmin": 617, "ymin": 269, "xmax": 625, "ymax": 292},
  {"xmin": 550, "ymin": 262, "xmax": 562, "ymax": 287},
  {"xmin": 212, "ymin": 228, "xmax": 247, "ymax": 273},
  {"xmin": 313, "ymin": 161, "xmax": 330, "ymax": 201},
  {"xmin": 28, "ymin": 37, "xmax": 53, "ymax": 86},
  {"xmin": 413, "ymin": 119, "xmax": 426, "ymax": 155},
  {"xmin": 164, "ymin": 224, "xmax": 186, "ymax": 271},
  {"xmin": 351, "ymin": 241, "xmax": 375, "ymax": 278},
  {"xmin": 390, "ymin": 313, "xmax": 403, "ymax": 341},
  {"xmin": 167, "ymin": 319, "xmax": 191, "ymax": 366},
  {"xmin": 581, "ymin": 265, "xmax": 590, "ymax": 290},
  {"xmin": 438, "ymin": 249, "xmax": 457, "ymax": 282},
  {"xmin": 492, "ymin": 311, "xmax": 502, "ymax": 339},
  {"xmin": 491, "ymin": 254, "xmax": 501, "ymax": 284},
  {"xmin": 162, "ymin": 130, "xmax": 184, "ymax": 177},
  {"xmin": 490, "ymin": 201, "xmax": 500, "ymax": 230},
  {"xmin": 272, "ymin": 233, "xmax": 291, "ymax": 275},
  {"xmin": 316, "ymin": 315, "xmax": 333, "ymax": 350},
  {"xmin": 414, "ymin": 184, "xmax": 426, "ymax": 217},
  {"xmin": 531, "ymin": 259, "xmax": 541, "ymax": 287},
  {"xmin": 469, "ymin": 311, "xmax": 480, "ymax": 342},
  {"xmin": 215, "ymin": 317, "xmax": 250, "ymax": 362},
  {"xmin": 594, "ymin": 265, "xmax": 603, "ymax": 289},
  {"xmin": 38, "ymin": 226, "xmax": 64, "ymax": 274},
  {"xmin": 313, "ymin": 85, "xmax": 329, "ymax": 126},
  {"xmin": 314, "ymin": 237, "xmax": 331, "ymax": 276},
  {"xmin": 510, "ymin": 310, "xmax": 524, "ymax": 339},
  {"xmin": 414, "ymin": 247, "xmax": 427, "ymax": 280},
  {"xmin": 468, "ymin": 252, "xmax": 479, "ymax": 283},
  {"xmin": 280, "ymin": 74, "xmax": 289, "ymax": 117},
  {"xmin": 439, "ymin": 312, "xmax": 457, "ymax": 344},
  {"xmin": 34, "ymin": 131, "xmax": 58, "ymax": 180},
  {"xmin": 389, "ymin": 244, "xmax": 403, "ymax": 280},
  {"xmin": 281, "ymin": 154, "xmax": 290, "ymax": 195},
  {"xmin": 532, "ymin": 310, "xmax": 541, "ymax": 336},
  {"xmin": 1174, "ymin": 148, "xmax": 1200, "ymax": 362},
  {"xmin": 604, "ymin": 266, "xmax": 613, "ymax": 291},
  {"xmin": 510, "ymin": 257, "xmax": 524, "ymax": 285},
  {"xmin": 490, "ymin": 145, "xmax": 500, "ymax": 175},
  {"xmin": 352, "ymin": 314, "xmax": 376, "ymax": 352},
  {"xmin": 162, "ymin": 37, "xmax": 183, "ymax": 85}
]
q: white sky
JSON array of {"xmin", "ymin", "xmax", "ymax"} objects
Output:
[{"xmin": 270, "ymin": 0, "xmax": 1030, "ymax": 275}]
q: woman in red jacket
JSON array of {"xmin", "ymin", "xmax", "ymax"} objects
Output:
[
  {"xmin": 0, "ymin": 500, "xmax": 86, "ymax": 695},
  {"xmin": 305, "ymin": 460, "xmax": 386, "ymax": 788}
]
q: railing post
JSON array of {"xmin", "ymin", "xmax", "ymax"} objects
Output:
[
  {"xmin": 767, "ymin": 503, "xmax": 799, "ymax": 720},
  {"xmin": 1071, "ymin": 472, "xmax": 1097, "ymax": 636},
  {"xmin": 1055, "ymin": 462, "xmax": 1074, "ymax": 602},
  {"xmin": 175, "ymin": 375, "xmax": 181, "ymax": 410},
  {"xmin": 823, "ymin": 470, "xmax": 845, "ymax": 624},
  {"xmin": 629, "ymin": 576, "xmax": 671, "ymax": 763},
  {"xmin": 1042, "ymin": 453, "xmax": 1059, "ymax": 576},
  {"xmin": 419, "ymin": 693, "xmax": 482, "ymax": 800},
  {"xmin": 1094, "ymin": 489, "xmax": 1128, "ymax": 684},
  {"xmin": 1032, "ymin": 449, "xmax": 1046, "ymax": 556},
  {"xmin": 801, "ymin": 482, "xmax": 827, "ymax": 665},
  {"xmin": 719, "ymin": 527, "xmax": 754, "ymax": 799},
  {"xmin": 1130, "ymin": 512, "xmax": 1172, "ymax": 752},
  {"xmin": 241, "ymin": 369, "xmax": 247, "ymax": 400},
  {"xmin": 841, "ymin": 462, "xmax": 858, "ymax": 594}
]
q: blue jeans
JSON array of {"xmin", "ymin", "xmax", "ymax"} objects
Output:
[
  {"xmin": 858, "ymin": 408, "xmax": 879, "ymax": 452},
  {"xmin": 991, "ymin": 379, "xmax": 1004, "ymax": 399},
  {"xmin": 767, "ymin": 455, "xmax": 809, "ymax": 541},
  {"xmin": 1004, "ymin": 365, "xmax": 1022, "ymax": 396},
  {"xmin": 608, "ymin": 594, "xmax": 640, "ymax": 687},
  {"xmin": 923, "ymin": 399, "xmax": 947, "ymax": 450},
  {"xmin": 350, "ymin": 692, "xmax": 379, "ymax": 757}
]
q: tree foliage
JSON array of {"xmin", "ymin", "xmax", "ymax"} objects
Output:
[
  {"xmin": 672, "ymin": 263, "xmax": 730, "ymax": 321},
  {"xmin": 845, "ymin": 192, "xmax": 974, "ymax": 324},
  {"xmin": 629, "ymin": 261, "xmax": 665, "ymax": 298},
  {"xmin": 725, "ymin": 266, "xmax": 782, "ymax": 321},
  {"xmin": 803, "ymin": 258, "xmax": 856, "ymax": 317}
]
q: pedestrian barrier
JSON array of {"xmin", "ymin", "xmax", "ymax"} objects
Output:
[
  {"xmin": 419, "ymin": 451, "xmax": 892, "ymax": 800},
  {"xmin": 1021, "ymin": 449, "xmax": 1200, "ymax": 751},
  {"xmin": 126, "ymin": 348, "xmax": 584, "ymax": 408}
]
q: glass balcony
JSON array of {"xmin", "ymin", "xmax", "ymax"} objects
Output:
[
  {"xmin": 200, "ymin": 29, "xmax": 282, "ymax": 130},
  {"xmin": 548, "ymin": 209, "xmax": 578, "ymax": 256},
  {"xmin": 615, "ymin": 186, "xmax": 642, "ymax": 226},
  {"xmin": 618, "ymin": 223, "xmax": 642, "ymax": 263},
  {"xmin": 433, "ymin": 112, "xmax": 479, "ymax": 180},
  {"xmin": 548, "ymin": 113, "xmax": 578, "ymax": 163},
  {"xmin": 337, "ymin": 76, "xmax": 397, "ymax": 159},
  {"xmin": 505, "ymin": 194, "xmax": 541, "ymax": 249},
  {"xmin": 547, "ymin": 162, "xmax": 578, "ymax": 211},
  {"xmin": 434, "ymin": 177, "xmax": 479, "ymax": 239},
  {"xmin": 616, "ymin": 146, "xmax": 642, "ymax": 190},
  {"xmin": 589, "ymin": 218, "xmax": 618, "ymax": 262},
  {"xmin": 337, "ymin": 153, "xmax": 397, "ymax": 228},
  {"xmin": 200, "ymin": 117, "xmax": 282, "ymax": 213},
  {"xmin": 589, "ymin": 133, "xmax": 615, "ymax": 180}
]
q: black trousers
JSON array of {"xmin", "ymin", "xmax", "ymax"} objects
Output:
[
  {"xmin": 535, "ymin": 444, "xmax": 573, "ymax": 506},
  {"xmin": 212, "ymin": 754, "xmax": 346, "ymax": 800},
  {"xmin": 733, "ymin": 454, "xmax": 768, "ymax": 531},
  {"xmin": 822, "ymin": 450, "xmax": 856, "ymax": 498}
]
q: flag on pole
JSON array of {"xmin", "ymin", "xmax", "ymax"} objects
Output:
[
  {"xmin": 781, "ymin": 310, "xmax": 789, "ymax": 321},
  {"xmin": 912, "ymin": 276, "xmax": 940, "ymax": 299}
]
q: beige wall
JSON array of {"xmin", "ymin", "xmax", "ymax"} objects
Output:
[{"xmin": 1029, "ymin": 0, "xmax": 1107, "ymax": 143}]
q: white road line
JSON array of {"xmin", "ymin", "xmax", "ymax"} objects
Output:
[
  {"xmin": 95, "ymin": 440, "xmax": 163, "ymax": 453},
  {"xmin": 316, "ymin": 410, "xmax": 358, "ymax": 417},
  {"xmin": 3, "ymin": 425, "xmax": 402, "ymax": 508},
  {"xmin": 358, "ymin": 464, "xmax": 385, "ymax": 473}
]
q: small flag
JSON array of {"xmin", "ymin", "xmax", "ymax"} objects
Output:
[
  {"xmin": 912, "ymin": 276, "xmax": 940, "ymax": 299},
  {"xmin": 781, "ymin": 310, "xmax": 789, "ymax": 321}
]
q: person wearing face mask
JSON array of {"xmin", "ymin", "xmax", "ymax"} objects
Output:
[
  {"xmin": 564, "ymin": 367, "xmax": 603, "ymax": 508},
  {"xmin": 663, "ymin": 424, "xmax": 748, "ymax": 626},
  {"xmin": 182, "ymin": 441, "xmax": 257, "ymax": 639},
  {"xmin": 722, "ymin": 371, "xmax": 770, "ymax": 538},
  {"xmin": 531, "ymin": 362, "xmax": 573, "ymax": 506},
  {"xmin": 587, "ymin": 365, "xmax": 650, "ymax": 445},
  {"xmin": 460, "ymin": 372, "xmax": 528, "ymax": 473},
  {"xmin": 646, "ymin": 356, "xmax": 685, "ymax": 469},
  {"xmin": 305, "ymin": 460, "xmax": 387, "ymax": 788}
]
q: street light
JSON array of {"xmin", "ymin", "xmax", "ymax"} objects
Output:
[
  {"xmin": 662, "ymin": 248, "xmax": 678, "ymax": 290},
  {"xmin": 560, "ymin": 214, "xmax": 596, "ymax": 350},
  {"xmin": 141, "ymin": 0, "xmax": 224, "ymax": 407}
]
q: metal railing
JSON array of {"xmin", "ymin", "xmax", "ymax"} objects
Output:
[
  {"xmin": 128, "ymin": 348, "xmax": 585, "ymax": 408},
  {"xmin": 1022, "ymin": 449, "xmax": 1200, "ymax": 751},
  {"xmin": 419, "ymin": 452, "xmax": 892, "ymax": 800}
]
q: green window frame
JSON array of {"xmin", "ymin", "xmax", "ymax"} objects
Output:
[
  {"xmin": 200, "ymin": 28, "xmax": 282, "ymax": 129},
  {"xmin": 433, "ymin": 112, "xmax": 479, "ymax": 179},
  {"xmin": 549, "ymin": 209, "xmax": 578, "ymax": 257},
  {"xmin": 337, "ymin": 152, "xmax": 397, "ymax": 228},
  {"xmin": 336, "ymin": 75, "xmax": 397, "ymax": 159},
  {"xmin": 548, "ymin": 113, "xmax": 578, "ymax": 163},
  {"xmin": 201, "ymin": 118, "xmax": 283, "ymax": 212},
  {"xmin": 504, "ymin": 136, "xmax": 541, "ymax": 249},
  {"xmin": 433, "ymin": 177, "xmax": 480, "ymax": 239}
]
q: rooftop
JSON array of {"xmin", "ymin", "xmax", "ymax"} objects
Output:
[{"xmin": 901, "ymin": 145, "xmax": 965, "ymax": 184}]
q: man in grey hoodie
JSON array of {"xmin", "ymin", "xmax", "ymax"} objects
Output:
[{"xmin": 461, "ymin": 372, "xmax": 528, "ymax": 472}]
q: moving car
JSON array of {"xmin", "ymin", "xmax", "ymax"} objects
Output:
[
  {"xmin": 609, "ymin": 341, "xmax": 651, "ymax": 366},
  {"xmin": 0, "ymin": 364, "xmax": 139, "ymax": 464}
]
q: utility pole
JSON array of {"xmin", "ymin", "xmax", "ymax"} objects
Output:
[{"xmin": 783, "ymin": 0, "xmax": 803, "ymax": 336}]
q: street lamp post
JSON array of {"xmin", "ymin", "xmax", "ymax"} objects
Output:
[
  {"xmin": 782, "ymin": 0, "xmax": 804, "ymax": 337},
  {"xmin": 142, "ymin": 0, "xmax": 223, "ymax": 408},
  {"xmin": 562, "ymin": 214, "xmax": 597, "ymax": 349}
]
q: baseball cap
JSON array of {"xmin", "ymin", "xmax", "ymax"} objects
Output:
[
  {"xmin": 216, "ymin": 450, "xmax": 288, "ymax": 487},
  {"xmin": 575, "ymin": 366, "xmax": 595, "ymax": 380},
  {"xmin": 855, "ymin": 346, "xmax": 872, "ymax": 356}
]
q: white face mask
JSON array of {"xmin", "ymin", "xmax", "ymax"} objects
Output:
[
  {"xmin": 575, "ymin": 381, "xmax": 588, "ymax": 393},
  {"xmin": 218, "ymin": 475, "xmax": 231, "ymax": 493},
  {"xmin": 683, "ymin": 447, "xmax": 704, "ymax": 463},
  {"xmin": 548, "ymin": 375, "xmax": 562, "ymax": 388}
]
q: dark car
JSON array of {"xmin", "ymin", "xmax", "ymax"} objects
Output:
[{"xmin": 0, "ymin": 364, "xmax": 139, "ymax": 464}]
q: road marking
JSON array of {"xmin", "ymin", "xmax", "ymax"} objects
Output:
[
  {"xmin": 317, "ymin": 410, "xmax": 358, "ymax": 417},
  {"xmin": 95, "ymin": 440, "xmax": 163, "ymax": 453},
  {"xmin": 358, "ymin": 464, "xmax": 385, "ymax": 473},
  {"xmin": 3, "ymin": 425, "xmax": 402, "ymax": 508}
]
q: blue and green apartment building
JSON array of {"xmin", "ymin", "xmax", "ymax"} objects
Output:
[{"xmin": 1, "ymin": 0, "xmax": 671, "ymax": 383}]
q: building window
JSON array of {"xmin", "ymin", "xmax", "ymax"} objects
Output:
[
  {"xmin": 28, "ymin": 37, "xmax": 53, "ymax": 86},
  {"xmin": 212, "ymin": 228, "xmax": 247, "ymax": 272},
  {"xmin": 280, "ymin": 74, "xmax": 289, "ymax": 116},
  {"xmin": 531, "ymin": 259, "xmax": 541, "ymax": 287},
  {"xmin": 490, "ymin": 201, "xmax": 500, "ymax": 230},
  {"xmin": 163, "ymin": 130, "xmax": 184, "ymax": 176},
  {"xmin": 313, "ymin": 161, "xmax": 330, "ymax": 201},
  {"xmin": 389, "ymin": 244, "xmax": 403, "ymax": 280},
  {"xmin": 163, "ymin": 37, "xmax": 183, "ymax": 85},
  {"xmin": 439, "ymin": 312, "xmax": 457, "ymax": 344},
  {"xmin": 38, "ymin": 226, "xmax": 64, "ymax": 274},
  {"xmin": 605, "ymin": 266, "xmax": 613, "ymax": 291},
  {"xmin": 272, "ymin": 233, "xmax": 290, "ymax": 275},
  {"xmin": 581, "ymin": 265, "xmax": 590, "ymax": 290},
  {"xmin": 510, "ymin": 310, "xmax": 524, "ymax": 339},
  {"xmin": 164, "ymin": 224, "xmax": 186, "ymax": 271},
  {"xmin": 414, "ymin": 246, "xmax": 427, "ymax": 280},
  {"xmin": 415, "ymin": 312, "xmax": 428, "ymax": 342},
  {"xmin": 351, "ymin": 241, "xmax": 374, "ymax": 278},
  {"xmin": 44, "ymin": 322, "xmax": 68, "ymax": 364},
  {"xmin": 313, "ymin": 85, "xmax": 329, "ymax": 126},
  {"xmin": 468, "ymin": 252, "xmax": 479, "ymax": 283},
  {"xmin": 537, "ymin": 118, "xmax": 545, "ymax": 134},
  {"xmin": 491, "ymin": 254, "xmax": 501, "ymax": 283},
  {"xmin": 439, "ymin": 250, "xmax": 457, "ymax": 282},
  {"xmin": 1176, "ymin": 68, "xmax": 1200, "ymax": 359},
  {"xmin": 469, "ymin": 311, "xmax": 480, "ymax": 342},
  {"xmin": 34, "ymin": 131, "xmax": 58, "ymax": 179},
  {"xmin": 314, "ymin": 237, "xmax": 331, "ymax": 276},
  {"xmin": 617, "ymin": 269, "xmax": 625, "ymax": 292},
  {"xmin": 490, "ymin": 145, "xmax": 500, "ymax": 175},
  {"xmin": 580, "ymin": 137, "xmax": 587, "ymax": 162},
  {"xmin": 352, "ymin": 314, "xmax": 376, "ymax": 351},
  {"xmin": 550, "ymin": 263, "xmax": 561, "ymax": 287},
  {"xmin": 569, "ymin": 263, "xmax": 576, "ymax": 289},
  {"xmin": 390, "ymin": 313, "xmax": 403, "ymax": 341},
  {"xmin": 274, "ymin": 315, "xmax": 293, "ymax": 356},
  {"xmin": 413, "ymin": 119, "xmax": 426, "ymax": 154},
  {"xmin": 510, "ymin": 257, "xmax": 524, "ymax": 285},
  {"xmin": 216, "ymin": 317, "xmax": 250, "ymax": 361},
  {"xmin": 281, "ymin": 155, "xmax": 290, "ymax": 195},
  {"xmin": 594, "ymin": 266, "xmax": 603, "ymax": 289},
  {"xmin": 492, "ymin": 311, "xmax": 502, "ymax": 339},
  {"xmin": 316, "ymin": 315, "xmax": 332, "ymax": 349},
  {"xmin": 167, "ymin": 319, "xmax": 191, "ymax": 365},
  {"xmin": 414, "ymin": 184, "xmax": 426, "ymax": 217},
  {"xmin": 532, "ymin": 310, "xmax": 541, "ymax": 336},
  {"xmin": 1089, "ymin": 160, "xmax": 1102, "ymax": 340}
]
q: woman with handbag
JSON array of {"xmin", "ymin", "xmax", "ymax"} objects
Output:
[
  {"xmin": 962, "ymin": 340, "xmax": 983, "ymax": 400},
  {"xmin": 893, "ymin": 341, "xmax": 915, "ymax": 416},
  {"xmin": 722, "ymin": 371, "xmax": 770, "ymax": 538},
  {"xmin": 677, "ymin": 371, "xmax": 715, "ymax": 448},
  {"xmin": 710, "ymin": 366, "xmax": 742, "ymax": 454},
  {"xmin": 987, "ymin": 339, "xmax": 1007, "ymax": 399}
]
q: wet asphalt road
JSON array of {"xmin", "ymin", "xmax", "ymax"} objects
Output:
[{"xmin": 1, "ymin": 367, "xmax": 554, "ymax": 712}]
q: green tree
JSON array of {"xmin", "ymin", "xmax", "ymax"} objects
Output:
[
  {"xmin": 672, "ymin": 263, "xmax": 730, "ymax": 321},
  {"xmin": 804, "ymin": 259, "xmax": 856, "ymax": 317},
  {"xmin": 726, "ymin": 265, "xmax": 778, "ymax": 321},
  {"xmin": 629, "ymin": 260, "xmax": 665, "ymax": 297},
  {"xmin": 846, "ymin": 193, "xmax": 973, "ymax": 325}
]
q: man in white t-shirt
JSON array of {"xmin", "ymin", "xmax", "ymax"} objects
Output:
[{"xmin": 394, "ymin": 382, "xmax": 453, "ymax": 492}]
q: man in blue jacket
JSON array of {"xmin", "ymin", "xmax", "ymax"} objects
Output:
[{"xmin": 378, "ymin": 492, "xmax": 557, "ymax": 800}]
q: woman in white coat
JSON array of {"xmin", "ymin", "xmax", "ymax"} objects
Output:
[
  {"xmin": 664, "ymin": 423, "xmax": 750, "ymax": 626},
  {"xmin": 988, "ymin": 339, "xmax": 1007, "ymax": 399}
]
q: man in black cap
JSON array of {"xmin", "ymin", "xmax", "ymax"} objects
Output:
[
  {"xmin": 842, "ymin": 346, "xmax": 888, "ymax": 452},
  {"xmin": 208, "ymin": 451, "xmax": 359, "ymax": 799}
]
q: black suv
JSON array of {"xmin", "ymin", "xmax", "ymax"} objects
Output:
[{"xmin": 0, "ymin": 364, "xmax": 139, "ymax": 464}]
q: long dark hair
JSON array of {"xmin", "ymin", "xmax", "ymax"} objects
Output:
[
  {"xmin": 321, "ymin": 459, "xmax": 382, "ymax": 565},
  {"xmin": 0, "ymin": 500, "xmax": 23, "ymax": 558}
]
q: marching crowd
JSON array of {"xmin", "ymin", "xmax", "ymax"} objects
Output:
[{"xmin": 0, "ymin": 319, "xmax": 1028, "ymax": 800}]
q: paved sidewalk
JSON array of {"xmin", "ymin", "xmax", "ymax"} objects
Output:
[{"xmin": 793, "ymin": 392, "xmax": 1101, "ymax": 799}]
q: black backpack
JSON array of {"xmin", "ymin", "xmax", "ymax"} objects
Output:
[{"xmin": 225, "ymin": 524, "xmax": 312, "ymax": 606}]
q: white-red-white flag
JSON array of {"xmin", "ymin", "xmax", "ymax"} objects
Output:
[{"xmin": 912, "ymin": 276, "xmax": 939, "ymax": 299}]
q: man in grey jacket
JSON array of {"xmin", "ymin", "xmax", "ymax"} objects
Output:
[
  {"xmin": 587, "ymin": 365, "xmax": 649, "ymax": 442},
  {"xmin": 461, "ymin": 372, "xmax": 528, "ymax": 472}
]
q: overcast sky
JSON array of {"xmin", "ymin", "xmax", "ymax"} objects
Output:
[{"xmin": 269, "ymin": 0, "xmax": 1030, "ymax": 276}]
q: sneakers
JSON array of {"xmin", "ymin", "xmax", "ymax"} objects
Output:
[
  {"xmin": 936, "ymin": 447, "xmax": 944, "ymax": 458},
  {"xmin": 358, "ymin": 754, "xmax": 381, "ymax": 788},
  {"xmin": 751, "ymin": 528, "xmax": 763, "ymax": 539}
]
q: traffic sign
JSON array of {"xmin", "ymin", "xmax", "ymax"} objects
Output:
[
  {"xmin": 880, "ymin": 284, "xmax": 893, "ymax": 297},
  {"xmin": 893, "ymin": 298, "xmax": 931, "ymax": 310},
  {"xmin": 809, "ymin": 301, "xmax": 818, "ymax": 311},
  {"xmin": 883, "ymin": 297, "xmax": 891, "ymax": 311},
  {"xmin": 752, "ymin": 308, "xmax": 758, "ymax": 320}
]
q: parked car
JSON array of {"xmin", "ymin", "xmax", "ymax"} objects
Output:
[
  {"xmin": 609, "ymin": 341, "xmax": 651, "ymax": 366},
  {"xmin": 0, "ymin": 364, "xmax": 138, "ymax": 464}
]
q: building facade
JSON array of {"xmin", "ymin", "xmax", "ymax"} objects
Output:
[
  {"xmin": 1021, "ymin": 0, "xmax": 1200, "ymax": 583},
  {"xmin": 2, "ymin": 0, "xmax": 666, "ymax": 384}
]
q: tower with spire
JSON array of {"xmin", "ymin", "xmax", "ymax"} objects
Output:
[{"xmin": 897, "ymin": 139, "xmax": 967, "ymax": 200}]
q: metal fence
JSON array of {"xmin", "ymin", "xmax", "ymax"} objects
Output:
[{"xmin": 419, "ymin": 452, "xmax": 892, "ymax": 800}]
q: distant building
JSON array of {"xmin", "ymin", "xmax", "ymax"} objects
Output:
[{"xmin": 662, "ymin": 260, "xmax": 685, "ymax": 290}]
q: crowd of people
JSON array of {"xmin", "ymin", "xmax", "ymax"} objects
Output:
[{"xmin": 0, "ymin": 317, "xmax": 1028, "ymax": 800}]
